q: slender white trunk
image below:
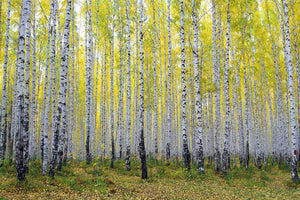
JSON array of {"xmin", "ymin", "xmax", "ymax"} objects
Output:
[
  {"xmin": 117, "ymin": 29, "xmax": 124, "ymax": 160},
  {"xmin": 212, "ymin": 0, "xmax": 220, "ymax": 171},
  {"xmin": 101, "ymin": 39, "xmax": 107, "ymax": 157},
  {"xmin": 29, "ymin": 1, "xmax": 37, "ymax": 159},
  {"xmin": 134, "ymin": 0, "xmax": 139, "ymax": 158},
  {"xmin": 179, "ymin": 0, "xmax": 190, "ymax": 171},
  {"xmin": 166, "ymin": 0, "xmax": 172, "ymax": 160},
  {"xmin": 151, "ymin": 0, "xmax": 158, "ymax": 163},
  {"xmin": 125, "ymin": 0, "xmax": 132, "ymax": 170},
  {"xmin": 192, "ymin": 0, "xmax": 204, "ymax": 174},
  {"xmin": 0, "ymin": 0, "xmax": 11, "ymax": 165},
  {"xmin": 139, "ymin": 0, "xmax": 147, "ymax": 179},
  {"xmin": 42, "ymin": 0, "xmax": 57, "ymax": 175},
  {"xmin": 49, "ymin": 0, "xmax": 72, "ymax": 177},
  {"xmin": 85, "ymin": 0, "xmax": 93, "ymax": 164},
  {"xmin": 16, "ymin": 0, "xmax": 31, "ymax": 181},
  {"xmin": 158, "ymin": 0, "xmax": 164, "ymax": 162},
  {"xmin": 23, "ymin": 0, "xmax": 32, "ymax": 174},
  {"xmin": 222, "ymin": 0, "xmax": 230, "ymax": 175},
  {"xmin": 282, "ymin": 0, "xmax": 299, "ymax": 182},
  {"xmin": 255, "ymin": 57, "xmax": 262, "ymax": 168},
  {"xmin": 40, "ymin": 1, "xmax": 53, "ymax": 162},
  {"xmin": 110, "ymin": 0, "xmax": 116, "ymax": 168}
]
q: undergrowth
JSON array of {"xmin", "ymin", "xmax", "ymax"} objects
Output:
[{"xmin": 0, "ymin": 157, "xmax": 299, "ymax": 199}]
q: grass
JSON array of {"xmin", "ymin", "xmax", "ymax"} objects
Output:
[{"xmin": 0, "ymin": 158, "xmax": 299, "ymax": 199}]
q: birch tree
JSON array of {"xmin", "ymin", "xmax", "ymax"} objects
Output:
[
  {"xmin": 40, "ymin": 0, "xmax": 53, "ymax": 163},
  {"xmin": 166, "ymin": 0, "xmax": 172, "ymax": 161},
  {"xmin": 29, "ymin": 1, "xmax": 37, "ymax": 159},
  {"xmin": 282, "ymin": 0, "xmax": 299, "ymax": 182},
  {"xmin": 110, "ymin": 0, "xmax": 116, "ymax": 168},
  {"xmin": 49, "ymin": 0, "xmax": 72, "ymax": 177},
  {"xmin": 222, "ymin": 0, "xmax": 230, "ymax": 175},
  {"xmin": 117, "ymin": 27, "xmax": 124, "ymax": 160},
  {"xmin": 180, "ymin": 0, "xmax": 191, "ymax": 171},
  {"xmin": 16, "ymin": 0, "xmax": 31, "ymax": 181},
  {"xmin": 125, "ymin": 0, "xmax": 132, "ymax": 171},
  {"xmin": 212, "ymin": 0, "xmax": 221, "ymax": 171},
  {"xmin": 152, "ymin": 0, "xmax": 159, "ymax": 163},
  {"xmin": 192, "ymin": 0, "xmax": 204, "ymax": 174},
  {"xmin": 0, "ymin": 0, "xmax": 11, "ymax": 166},
  {"xmin": 42, "ymin": 0, "xmax": 57, "ymax": 175},
  {"xmin": 139, "ymin": 0, "xmax": 147, "ymax": 179},
  {"xmin": 23, "ymin": 0, "xmax": 33, "ymax": 174},
  {"xmin": 85, "ymin": 0, "xmax": 93, "ymax": 164}
]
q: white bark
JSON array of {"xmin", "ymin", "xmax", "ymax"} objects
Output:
[
  {"xmin": 192, "ymin": 0, "xmax": 204, "ymax": 174},
  {"xmin": 125, "ymin": 0, "xmax": 132, "ymax": 170},
  {"xmin": 43, "ymin": 0, "xmax": 57, "ymax": 175},
  {"xmin": 158, "ymin": 0, "xmax": 164, "ymax": 162},
  {"xmin": 134, "ymin": 0, "xmax": 139, "ymax": 157},
  {"xmin": 222, "ymin": 0, "xmax": 230, "ymax": 175},
  {"xmin": 282, "ymin": 0, "xmax": 299, "ymax": 182},
  {"xmin": 110, "ymin": 0, "xmax": 116, "ymax": 168},
  {"xmin": 40, "ymin": 0, "xmax": 53, "ymax": 162},
  {"xmin": 16, "ymin": 0, "xmax": 31, "ymax": 181},
  {"xmin": 152, "ymin": 0, "xmax": 159, "ymax": 163},
  {"xmin": 0, "ymin": 0, "xmax": 11, "ymax": 165},
  {"xmin": 117, "ymin": 29, "xmax": 124, "ymax": 160},
  {"xmin": 101, "ymin": 39, "xmax": 107, "ymax": 157},
  {"xmin": 139, "ymin": 0, "xmax": 147, "ymax": 179},
  {"xmin": 212, "ymin": 0, "xmax": 220, "ymax": 171},
  {"xmin": 23, "ymin": 0, "xmax": 32, "ymax": 174},
  {"xmin": 179, "ymin": 0, "xmax": 190, "ymax": 171},
  {"xmin": 85, "ymin": 0, "xmax": 93, "ymax": 164},
  {"xmin": 241, "ymin": 2, "xmax": 249, "ymax": 168},
  {"xmin": 49, "ymin": 0, "xmax": 72, "ymax": 177},
  {"xmin": 166, "ymin": 0, "xmax": 172, "ymax": 160},
  {"xmin": 29, "ymin": 1, "xmax": 37, "ymax": 159}
]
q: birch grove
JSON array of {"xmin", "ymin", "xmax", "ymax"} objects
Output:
[{"xmin": 0, "ymin": 0, "xmax": 299, "ymax": 183}]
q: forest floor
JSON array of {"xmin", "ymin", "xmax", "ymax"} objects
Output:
[{"xmin": 0, "ymin": 158, "xmax": 299, "ymax": 199}]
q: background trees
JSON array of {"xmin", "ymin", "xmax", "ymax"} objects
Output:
[{"xmin": 0, "ymin": 0, "xmax": 299, "ymax": 182}]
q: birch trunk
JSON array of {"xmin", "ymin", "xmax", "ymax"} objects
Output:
[
  {"xmin": 23, "ymin": 0, "xmax": 32, "ymax": 174},
  {"xmin": 0, "ymin": 0, "xmax": 11, "ymax": 166},
  {"xmin": 49, "ymin": 0, "xmax": 72, "ymax": 177},
  {"xmin": 282, "ymin": 0, "xmax": 299, "ymax": 182},
  {"xmin": 158, "ymin": 0, "xmax": 164, "ymax": 163},
  {"xmin": 222, "ymin": 0, "xmax": 230, "ymax": 175},
  {"xmin": 212, "ymin": 0, "xmax": 220, "ymax": 171},
  {"xmin": 125, "ymin": 0, "xmax": 132, "ymax": 171},
  {"xmin": 151, "ymin": 0, "xmax": 158, "ymax": 164},
  {"xmin": 255, "ymin": 57, "xmax": 263, "ymax": 168},
  {"xmin": 29, "ymin": 1, "xmax": 37, "ymax": 159},
  {"xmin": 16, "ymin": 0, "xmax": 31, "ymax": 181},
  {"xmin": 117, "ymin": 30, "xmax": 124, "ymax": 160},
  {"xmin": 42, "ymin": 0, "xmax": 57, "ymax": 175},
  {"xmin": 191, "ymin": 0, "xmax": 204, "ymax": 174},
  {"xmin": 101, "ymin": 39, "xmax": 107, "ymax": 158},
  {"xmin": 40, "ymin": 1, "xmax": 53, "ymax": 162},
  {"xmin": 110, "ymin": 0, "xmax": 116, "ymax": 168},
  {"xmin": 166, "ymin": 0, "xmax": 172, "ymax": 161},
  {"xmin": 85, "ymin": 0, "xmax": 92, "ymax": 164},
  {"xmin": 134, "ymin": 0, "xmax": 140, "ymax": 158},
  {"xmin": 179, "ymin": 0, "xmax": 190, "ymax": 171},
  {"xmin": 139, "ymin": 0, "xmax": 147, "ymax": 179},
  {"xmin": 242, "ymin": 2, "xmax": 249, "ymax": 168}
]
